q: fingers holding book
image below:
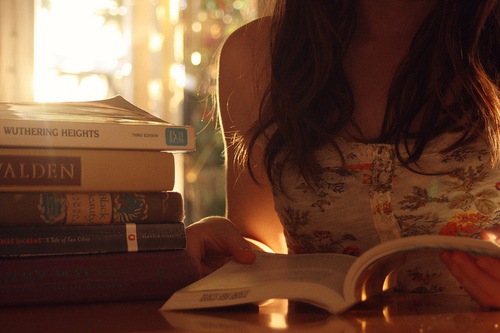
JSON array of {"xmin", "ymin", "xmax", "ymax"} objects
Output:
[
  {"xmin": 186, "ymin": 216, "xmax": 256, "ymax": 277},
  {"xmin": 441, "ymin": 228, "xmax": 500, "ymax": 310}
]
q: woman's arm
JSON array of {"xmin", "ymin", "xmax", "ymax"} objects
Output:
[{"xmin": 186, "ymin": 19, "xmax": 286, "ymax": 276}]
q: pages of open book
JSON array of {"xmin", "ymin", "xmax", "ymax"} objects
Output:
[
  {"xmin": 162, "ymin": 235, "xmax": 500, "ymax": 314},
  {"xmin": 161, "ymin": 251, "xmax": 358, "ymax": 314},
  {"xmin": 342, "ymin": 235, "xmax": 500, "ymax": 304}
]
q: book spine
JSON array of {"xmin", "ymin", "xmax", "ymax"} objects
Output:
[
  {"xmin": 0, "ymin": 223, "xmax": 186, "ymax": 257},
  {"xmin": 0, "ymin": 192, "xmax": 184, "ymax": 227},
  {"xmin": 0, "ymin": 250, "xmax": 200, "ymax": 306},
  {"xmin": 0, "ymin": 149, "xmax": 175, "ymax": 192},
  {"xmin": 0, "ymin": 119, "xmax": 195, "ymax": 151}
]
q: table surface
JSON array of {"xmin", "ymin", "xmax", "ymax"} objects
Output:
[{"xmin": 1, "ymin": 293, "xmax": 500, "ymax": 332}]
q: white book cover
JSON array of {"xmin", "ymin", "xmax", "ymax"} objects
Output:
[{"xmin": 0, "ymin": 95, "xmax": 195, "ymax": 151}]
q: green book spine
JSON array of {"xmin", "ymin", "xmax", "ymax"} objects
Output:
[{"xmin": 0, "ymin": 223, "xmax": 186, "ymax": 257}]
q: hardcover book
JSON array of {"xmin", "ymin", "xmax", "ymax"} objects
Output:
[
  {"xmin": 161, "ymin": 235, "xmax": 500, "ymax": 314},
  {"xmin": 0, "ymin": 95, "xmax": 195, "ymax": 151},
  {"xmin": 0, "ymin": 148, "xmax": 175, "ymax": 192},
  {"xmin": 0, "ymin": 191, "xmax": 184, "ymax": 226},
  {"xmin": 0, "ymin": 222, "xmax": 186, "ymax": 257},
  {"xmin": 0, "ymin": 250, "xmax": 200, "ymax": 306}
]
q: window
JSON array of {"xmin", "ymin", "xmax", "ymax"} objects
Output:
[{"xmin": 3, "ymin": 0, "xmax": 267, "ymax": 225}]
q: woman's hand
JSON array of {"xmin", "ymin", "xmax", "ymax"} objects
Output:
[
  {"xmin": 441, "ymin": 227, "xmax": 500, "ymax": 308},
  {"xmin": 186, "ymin": 216, "xmax": 257, "ymax": 277}
]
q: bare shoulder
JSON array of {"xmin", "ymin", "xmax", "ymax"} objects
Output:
[
  {"xmin": 220, "ymin": 17, "xmax": 271, "ymax": 66},
  {"xmin": 217, "ymin": 18, "xmax": 287, "ymax": 254},
  {"xmin": 218, "ymin": 18, "xmax": 271, "ymax": 133}
]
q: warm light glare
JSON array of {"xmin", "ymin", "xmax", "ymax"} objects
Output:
[
  {"xmin": 186, "ymin": 171, "xmax": 197, "ymax": 183},
  {"xmin": 383, "ymin": 275, "xmax": 392, "ymax": 291},
  {"xmin": 113, "ymin": 62, "xmax": 133, "ymax": 79},
  {"xmin": 259, "ymin": 299, "xmax": 289, "ymax": 329},
  {"xmin": 169, "ymin": 64, "xmax": 185, "ymax": 115},
  {"xmin": 383, "ymin": 306, "xmax": 392, "ymax": 324},
  {"xmin": 192, "ymin": 22, "xmax": 202, "ymax": 32},
  {"xmin": 156, "ymin": 5, "xmax": 166, "ymax": 23},
  {"xmin": 210, "ymin": 24, "xmax": 222, "ymax": 39},
  {"xmin": 191, "ymin": 52, "xmax": 202, "ymax": 66},
  {"xmin": 52, "ymin": 75, "xmax": 78, "ymax": 99},
  {"xmin": 233, "ymin": 0, "xmax": 244, "ymax": 10},
  {"xmin": 268, "ymin": 313, "xmax": 288, "ymax": 330},
  {"xmin": 34, "ymin": 0, "xmax": 128, "ymax": 102},
  {"xmin": 222, "ymin": 14, "xmax": 233, "ymax": 24},
  {"xmin": 170, "ymin": 0, "xmax": 179, "ymax": 23},
  {"xmin": 34, "ymin": 72, "xmax": 108, "ymax": 102},
  {"xmin": 170, "ymin": 64, "xmax": 186, "ymax": 88},
  {"xmin": 174, "ymin": 25, "xmax": 184, "ymax": 62},
  {"xmin": 197, "ymin": 11, "xmax": 208, "ymax": 22},
  {"xmin": 80, "ymin": 75, "xmax": 109, "ymax": 100},
  {"xmin": 148, "ymin": 79, "xmax": 163, "ymax": 100},
  {"xmin": 149, "ymin": 33, "xmax": 165, "ymax": 52},
  {"xmin": 121, "ymin": 62, "xmax": 132, "ymax": 76}
]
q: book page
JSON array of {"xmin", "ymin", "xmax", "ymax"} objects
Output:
[
  {"xmin": 178, "ymin": 251, "xmax": 356, "ymax": 291},
  {"xmin": 162, "ymin": 251, "xmax": 358, "ymax": 313},
  {"xmin": 343, "ymin": 235, "xmax": 500, "ymax": 304},
  {"xmin": 0, "ymin": 96, "xmax": 168, "ymax": 124}
]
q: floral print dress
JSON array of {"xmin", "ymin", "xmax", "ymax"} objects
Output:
[{"xmin": 273, "ymin": 134, "xmax": 500, "ymax": 294}]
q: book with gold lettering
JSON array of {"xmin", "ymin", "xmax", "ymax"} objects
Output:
[
  {"xmin": 0, "ymin": 148, "xmax": 174, "ymax": 192},
  {"xmin": 0, "ymin": 191, "xmax": 184, "ymax": 227},
  {"xmin": 0, "ymin": 222, "xmax": 186, "ymax": 257},
  {"xmin": 0, "ymin": 95, "xmax": 195, "ymax": 151}
]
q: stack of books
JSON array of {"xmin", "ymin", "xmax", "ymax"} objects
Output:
[{"xmin": 0, "ymin": 96, "xmax": 200, "ymax": 306}]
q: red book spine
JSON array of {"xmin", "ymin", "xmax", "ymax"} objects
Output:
[
  {"xmin": 0, "ymin": 250, "xmax": 200, "ymax": 307},
  {"xmin": 0, "ymin": 191, "xmax": 184, "ymax": 227}
]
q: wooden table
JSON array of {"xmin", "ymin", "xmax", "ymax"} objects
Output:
[{"xmin": 1, "ymin": 293, "xmax": 500, "ymax": 332}]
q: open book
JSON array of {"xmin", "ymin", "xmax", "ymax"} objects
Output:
[{"xmin": 161, "ymin": 235, "xmax": 500, "ymax": 314}]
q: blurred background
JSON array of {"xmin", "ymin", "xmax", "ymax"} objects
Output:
[{"xmin": 0, "ymin": 0, "xmax": 271, "ymax": 225}]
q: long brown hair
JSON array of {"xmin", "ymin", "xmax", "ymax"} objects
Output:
[{"xmin": 237, "ymin": 0, "xmax": 500, "ymax": 190}]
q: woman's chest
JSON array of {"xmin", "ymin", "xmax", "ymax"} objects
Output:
[{"xmin": 273, "ymin": 141, "xmax": 500, "ymax": 254}]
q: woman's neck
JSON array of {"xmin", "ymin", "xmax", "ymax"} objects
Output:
[
  {"xmin": 341, "ymin": 0, "xmax": 439, "ymax": 141},
  {"xmin": 355, "ymin": 0, "xmax": 438, "ymax": 43}
]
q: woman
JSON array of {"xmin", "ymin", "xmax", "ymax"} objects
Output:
[{"xmin": 187, "ymin": 0, "xmax": 500, "ymax": 307}]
